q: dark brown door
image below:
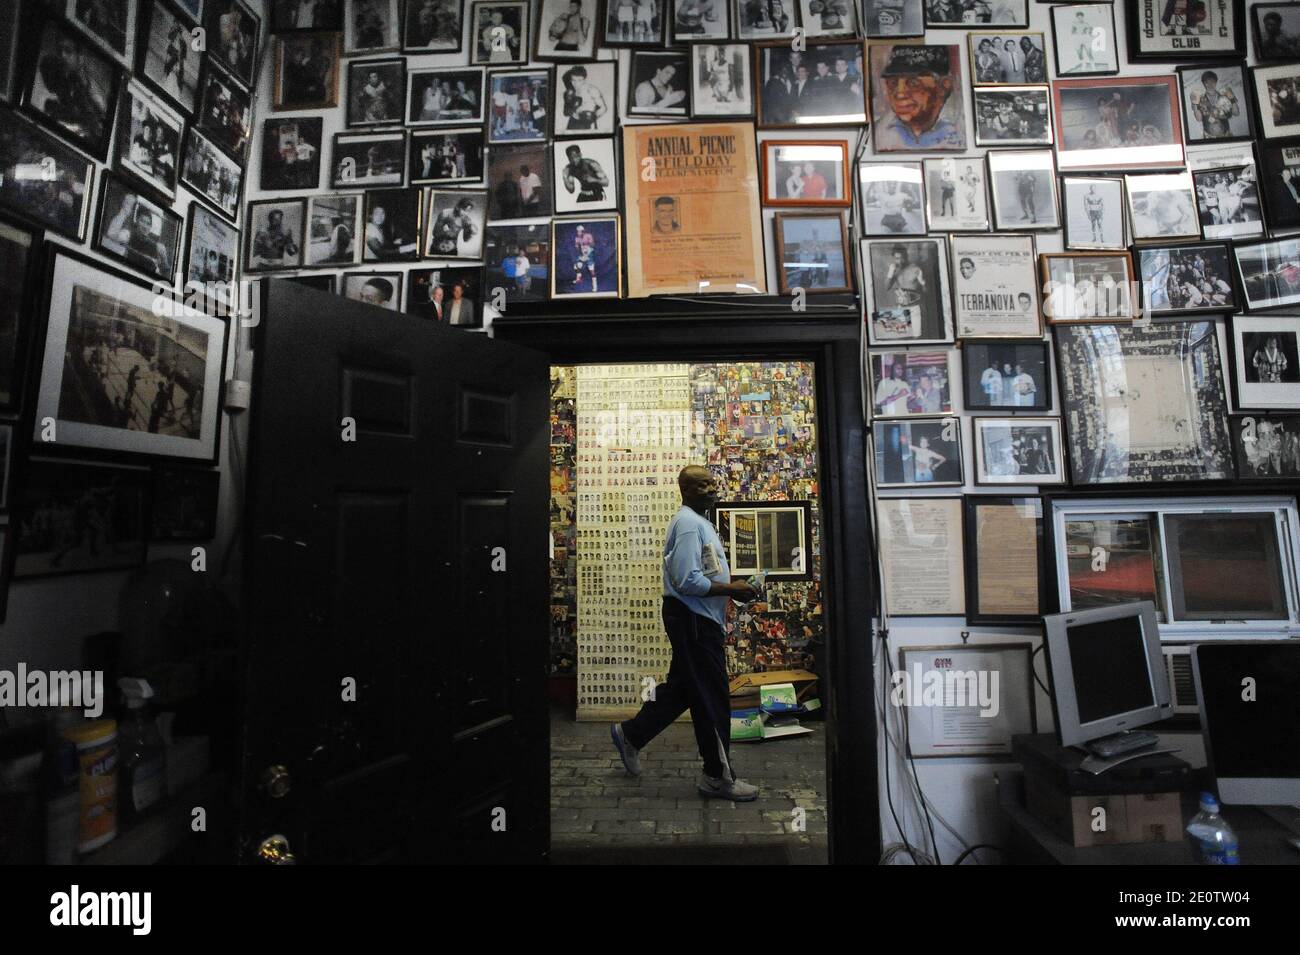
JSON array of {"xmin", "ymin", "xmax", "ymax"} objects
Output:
[{"xmin": 238, "ymin": 282, "xmax": 550, "ymax": 864}]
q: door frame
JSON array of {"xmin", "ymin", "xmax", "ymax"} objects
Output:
[{"xmin": 494, "ymin": 299, "xmax": 880, "ymax": 864}]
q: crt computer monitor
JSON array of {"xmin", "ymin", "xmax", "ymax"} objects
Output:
[
  {"xmin": 1192, "ymin": 641, "xmax": 1300, "ymax": 805},
  {"xmin": 1042, "ymin": 601, "xmax": 1173, "ymax": 748}
]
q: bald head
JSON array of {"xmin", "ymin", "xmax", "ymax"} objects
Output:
[{"xmin": 678, "ymin": 466, "xmax": 719, "ymax": 514}]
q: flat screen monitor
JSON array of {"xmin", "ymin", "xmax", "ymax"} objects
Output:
[
  {"xmin": 1192, "ymin": 641, "xmax": 1300, "ymax": 805},
  {"xmin": 1042, "ymin": 601, "xmax": 1173, "ymax": 747}
]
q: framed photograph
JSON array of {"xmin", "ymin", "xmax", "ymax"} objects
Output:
[
  {"xmin": 950, "ymin": 234, "xmax": 1040, "ymax": 339},
  {"xmin": 554, "ymin": 138, "xmax": 617, "ymax": 215},
  {"xmin": 599, "ymin": 0, "xmax": 664, "ymax": 46},
  {"xmin": 1126, "ymin": 171, "xmax": 1200, "ymax": 242},
  {"xmin": 342, "ymin": 270, "xmax": 402, "ymax": 310},
  {"xmin": 1234, "ymin": 236, "xmax": 1300, "ymax": 312},
  {"xmin": 1188, "ymin": 146, "xmax": 1262, "ymax": 241},
  {"xmin": 924, "ymin": 0, "xmax": 1026, "ymax": 29},
  {"xmin": 409, "ymin": 129, "xmax": 485, "ymax": 186},
  {"xmin": 736, "ymin": 0, "xmax": 796, "ymax": 39},
  {"xmin": 424, "ymin": 189, "xmax": 487, "ymax": 259},
  {"xmin": 272, "ymin": 0, "xmax": 343, "ymax": 31},
  {"xmin": 1127, "ymin": 0, "xmax": 1244, "ymax": 62},
  {"xmin": 362, "ymin": 187, "xmax": 422, "ymax": 261},
  {"xmin": 0, "ymin": 110, "xmax": 94, "ymax": 241},
  {"xmin": 94, "ymin": 174, "xmax": 182, "ymax": 283},
  {"xmin": 261, "ymin": 117, "xmax": 323, "ymax": 191},
  {"xmin": 345, "ymin": 0, "xmax": 401, "ymax": 54},
  {"xmin": 986, "ymin": 149, "xmax": 1060, "ymax": 231},
  {"xmin": 799, "ymin": 0, "xmax": 857, "ymax": 37},
  {"xmin": 401, "ymin": 0, "xmax": 462, "ymax": 52},
  {"xmin": 488, "ymin": 142, "xmax": 552, "ymax": 219},
  {"xmin": 488, "ymin": 68, "xmax": 552, "ymax": 142},
  {"xmin": 555, "ymin": 61, "xmax": 615, "ymax": 135},
  {"xmin": 864, "ymin": 0, "xmax": 922, "ymax": 38},
  {"xmin": 898, "ymin": 643, "xmax": 1035, "ymax": 753},
  {"xmin": 15, "ymin": 459, "xmax": 148, "ymax": 578},
  {"xmin": 0, "ymin": 2, "xmax": 20, "ymax": 104},
  {"xmin": 471, "ymin": 1, "xmax": 529, "ymax": 65},
  {"xmin": 1136, "ymin": 242, "xmax": 1236, "ymax": 318},
  {"xmin": 1178, "ymin": 62, "xmax": 1252, "ymax": 143},
  {"xmin": 306, "ymin": 193, "xmax": 361, "ymax": 267},
  {"xmin": 1258, "ymin": 138, "xmax": 1300, "ymax": 233},
  {"xmin": 182, "ymin": 203, "xmax": 239, "ymax": 303},
  {"xmin": 973, "ymin": 416, "xmax": 1065, "ymax": 486},
  {"xmin": 858, "ymin": 162, "xmax": 925, "ymax": 236},
  {"xmin": 196, "ymin": 64, "xmax": 252, "ymax": 159},
  {"xmin": 869, "ymin": 348, "xmax": 957, "ymax": 419},
  {"xmin": 1052, "ymin": 76, "xmax": 1184, "ymax": 171},
  {"xmin": 137, "ymin": 0, "xmax": 198, "ymax": 81},
  {"xmin": 331, "ymin": 130, "xmax": 405, "ymax": 188},
  {"xmin": 972, "ymin": 86, "xmax": 1052, "ymax": 147},
  {"xmin": 0, "ymin": 218, "xmax": 39, "ymax": 414},
  {"xmin": 114, "ymin": 80, "xmax": 184, "ymax": 202},
  {"xmin": 1055, "ymin": 320, "xmax": 1234, "ymax": 484},
  {"xmin": 1252, "ymin": 63, "xmax": 1300, "ymax": 140},
  {"xmin": 279, "ymin": 273, "xmax": 335, "ymax": 293},
  {"xmin": 33, "ymin": 248, "xmax": 229, "ymax": 464},
  {"xmin": 962, "ymin": 339, "xmax": 1051, "ymax": 412},
  {"xmin": 1040, "ymin": 252, "xmax": 1134, "ymax": 324},
  {"xmin": 19, "ymin": 13, "xmax": 120, "ymax": 161},
  {"xmin": 406, "ymin": 266, "xmax": 482, "ymax": 324},
  {"xmin": 175, "ymin": 0, "xmax": 205, "ymax": 23},
  {"xmin": 690, "ymin": 43, "xmax": 753, "ymax": 119},
  {"xmin": 151, "ymin": 465, "xmax": 219, "ymax": 541},
  {"xmin": 763, "ymin": 140, "xmax": 850, "ymax": 207},
  {"xmin": 923, "ymin": 157, "xmax": 989, "ymax": 231},
  {"xmin": 873, "ymin": 417, "xmax": 963, "ymax": 488},
  {"xmin": 206, "ymin": 0, "xmax": 260, "ymax": 88},
  {"xmin": 758, "ymin": 41, "xmax": 867, "ymax": 129},
  {"xmin": 713, "ymin": 500, "xmax": 812, "ymax": 580},
  {"xmin": 627, "ymin": 50, "xmax": 689, "ymax": 119},
  {"xmin": 180, "ymin": 128, "xmax": 243, "ymax": 221},
  {"xmin": 1231, "ymin": 316, "xmax": 1300, "ymax": 410},
  {"xmin": 245, "ymin": 198, "xmax": 306, "ymax": 273},
  {"xmin": 773, "ymin": 212, "xmax": 851, "ymax": 295},
  {"xmin": 969, "ymin": 32, "xmax": 1047, "ymax": 85},
  {"xmin": 66, "ymin": 0, "xmax": 138, "ymax": 69},
  {"xmin": 861, "ymin": 237, "xmax": 953, "ymax": 346},
  {"xmin": 868, "ymin": 44, "xmax": 963, "ymax": 150},
  {"xmin": 536, "ymin": 0, "xmax": 599, "ymax": 59},
  {"xmin": 1061, "ymin": 175, "xmax": 1126, "ymax": 250},
  {"xmin": 347, "ymin": 58, "xmax": 404, "ymax": 128},
  {"xmin": 407, "ymin": 67, "xmax": 486, "ymax": 126},
  {"xmin": 1229, "ymin": 414, "xmax": 1300, "ymax": 478},
  {"xmin": 552, "ymin": 215, "xmax": 621, "ymax": 299},
  {"xmin": 273, "ymin": 31, "xmax": 342, "ymax": 110},
  {"xmin": 1050, "ymin": 4, "xmax": 1119, "ymax": 78},
  {"xmin": 484, "ymin": 222, "xmax": 550, "ymax": 308},
  {"xmin": 1254, "ymin": 3, "xmax": 1300, "ymax": 62},
  {"xmin": 964, "ymin": 497, "xmax": 1047, "ymax": 626},
  {"xmin": 875, "ymin": 497, "xmax": 965, "ymax": 617}
]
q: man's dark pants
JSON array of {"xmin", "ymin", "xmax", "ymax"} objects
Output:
[{"xmin": 621, "ymin": 596, "xmax": 733, "ymax": 780}]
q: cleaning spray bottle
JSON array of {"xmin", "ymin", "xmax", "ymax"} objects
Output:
[{"xmin": 117, "ymin": 678, "xmax": 167, "ymax": 824}]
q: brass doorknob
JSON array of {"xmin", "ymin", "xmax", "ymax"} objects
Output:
[
  {"xmin": 256, "ymin": 834, "xmax": 297, "ymax": 865},
  {"xmin": 260, "ymin": 764, "xmax": 291, "ymax": 799}
]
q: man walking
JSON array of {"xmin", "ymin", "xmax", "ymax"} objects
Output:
[{"xmin": 611, "ymin": 466, "xmax": 760, "ymax": 801}]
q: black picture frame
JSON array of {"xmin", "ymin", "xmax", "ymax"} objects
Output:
[
  {"xmin": 0, "ymin": 215, "xmax": 43, "ymax": 415},
  {"xmin": 668, "ymin": 0, "xmax": 731, "ymax": 46},
  {"xmin": 0, "ymin": 0, "xmax": 21, "ymax": 104},
  {"xmin": 272, "ymin": 30, "xmax": 342, "ymax": 111},
  {"xmin": 1226, "ymin": 314, "xmax": 1300, "ymax": 411},
  {"xmin": 260, "ymin": 116, "xmax": 324, "ymax": 191},
  {"xmin": 347, "ymin": 57, "xmax": 406, "ymax": 128},
  {"xmin": 18, "ymin": 10, "xmax": 121, "ymax": 161},
  {"xmin": 115, "ymin": 78, "xmax": 186, "ymax": 204},
  {"xmin": 1176, "ymin": 61, "xmax": 1255, "ymax": 145},
  {"xmin": 469, "ymin": 0, "xmax": 531, "ymax": 65},
  {"xmin": 1228, "ymin": 413, "xmax": 1300, "ymax": 479},
  {"xmin": 204, "ymin": 0, "xmax": 261, "ymax": 89},
  {"xmin": 150, "ymin": 464, "xmax": 219, "ymax": 541},
  {"xmin": 1049, "ymin": 3, "xmax": 1120, "ymax": 78},
  {"xmin": 926, "ymin": 0, "xmax": 1027, "ymax": 29},
  {"xmin": 756, "ymin": 39, "xmax": 868, "ymax": 129},
  {"xmin": 0, "ymin": 106, "xmax": 96, "ymax": 242},
  {"xmin": 483, "ymin": 222, "xmax": 550, "ymax": 309},
  {"xmin": 486, "ymin": 67, "xmax": 553, "ymax": 143},
  {"xmin": 625, "ymin": 49, "xmax": 690, "ymax": 120},
  {"xmin": 92, "ymin": 172, "xmax": 184, "ymax": 284},
  {"xmin": 872, "ymin": 416, "xmax": 964, "ymax": 488},
  {"xmin": 244, "ymin": 197, "xmax": 307, "ymax": 273},
  {"xmin": 330, "ymin": 129, "xmax": 407, "ymax": 188},
  {"xmin": 408, "ymin": 128, "xmax": 485, "ymax": 186},
  {"xmin": 598, "ymin": 0, "xmax": 665, "ymax": 48},
  {"xmin": 1250, "ymin": 2, "xmax": 1300, "ymax": 64},
  {"xmin": 270, "ymin": 0, "xmax": 343, "ymax": 32},
  {"xmin": 404, "ymin": 265, "xmax": 484, "ymax": 325},
  {"xmin": 181, "ymin": 201, "xmax": 240, "ymax": 309},
  {"xmin": 554, "ymin": 60, "xmax": 618, "ymax": 136},
  {"xmin": 487, "ymin": 142, "xmax": 554, "ymax": 219},
  {"xmin": 963, "ymin": 495, "xmax": 1047, "ymax": 626},
  {"xmin": 401, "ymin": 0, "xmax": 464, "ymax": 54},
  {"xmin": 180, "ymin": 126, "xmax": 244, "ymax": 222},
  {"xmin": 406, "ymin": 66, "xmax": 488, "ymax": 127},
  {"xmin": 960, "ymin": 339, "xmax": 1052, "ymax": 413},
  {"xmin": 196, "ymin": 61, "xmax": 253, "ymax": 160},
  {"xmin": 713, "ymin": 499, "xmax": 814, "ymax": 582},
  {"xmin": 1256, "ymin": 137, "xmax": 1300, "ymax": 233},
  {"xmin": 1126, "ymin": 0, "xmax": 1245, "ymax": 62},
  {"xmin": 1135, "ymin": 241, "xmax": 1237, "ymax": 319},
  {"xmin": 536, "ymin": 0, "xmax": 602, "ymax": 61},
  {"xmin": 136, "ymin": 0, "xmax": 203, "ymax": 117},
  {"xmin": 341, "ymin": 269, "xmax": 404, "ymax": 310},
  {"xmin": 364, "ymin": 187, "xmax": 424, "ymax": 262}
]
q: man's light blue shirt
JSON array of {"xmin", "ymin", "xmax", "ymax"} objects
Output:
[{"xmin": 662, "ymin": 505, "xmax": 730, "ymax": 629}]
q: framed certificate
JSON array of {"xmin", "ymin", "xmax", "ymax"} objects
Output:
[
  {"xmin": 875, "ymin": 496, "xmax": 965, "ymax": 616},
  {"xmin": 963, "ymin": 496, "xmax": 1047, "ymax": 625}
]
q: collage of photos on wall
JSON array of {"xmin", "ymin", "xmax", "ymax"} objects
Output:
[{"xmin": 0, "ymin": 0, "xmax": 247, "ymax": 614}]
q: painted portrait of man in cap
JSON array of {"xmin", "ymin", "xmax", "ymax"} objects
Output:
[{"xmin": 870, "ymin": 44, "xmax": 967, "ymax": 152}]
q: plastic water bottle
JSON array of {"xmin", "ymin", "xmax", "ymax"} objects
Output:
[{"xmin": 1185, "ymin": 792, "xmax": 1240, "ymax": 865}]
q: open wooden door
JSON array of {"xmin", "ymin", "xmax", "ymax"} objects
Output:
[{"xmin": 237, "ymin": 282, "xmax": 550, "ymax": 864}]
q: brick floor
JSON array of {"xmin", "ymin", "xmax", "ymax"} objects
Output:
[{"xmin": 549, "ymin": 707, "xmax": 828, "ymax": 864}]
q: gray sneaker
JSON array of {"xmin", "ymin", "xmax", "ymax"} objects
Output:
[
  {"xmin": 698, "ymin": 774, "xmax": 758, "ymax": 802},
  {"xmin": 610, "ymin": 722, "xmax": 641, "ymax": 777}
]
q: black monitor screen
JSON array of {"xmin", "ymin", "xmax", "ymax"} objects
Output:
[
  {"xmin": 1199, "ymin": 644, "xmax": 1300, "ymax": 779},
  {"xmin": 1067, "ymin": 615, "xmax": 1155, "ymax": 725}
]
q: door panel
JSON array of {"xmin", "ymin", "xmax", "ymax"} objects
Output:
[{"xmin": 239, "ymin": 281, "xmax": 549, "ymax": 864}]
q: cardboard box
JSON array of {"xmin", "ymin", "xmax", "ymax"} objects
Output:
[
  {"xmin": 728, "ymin": 669, "xmax": 818, "ymax": 710},
  {"xmin": 1025, "ymin": 773, "xmax": 1184, "ymax": 848}
]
